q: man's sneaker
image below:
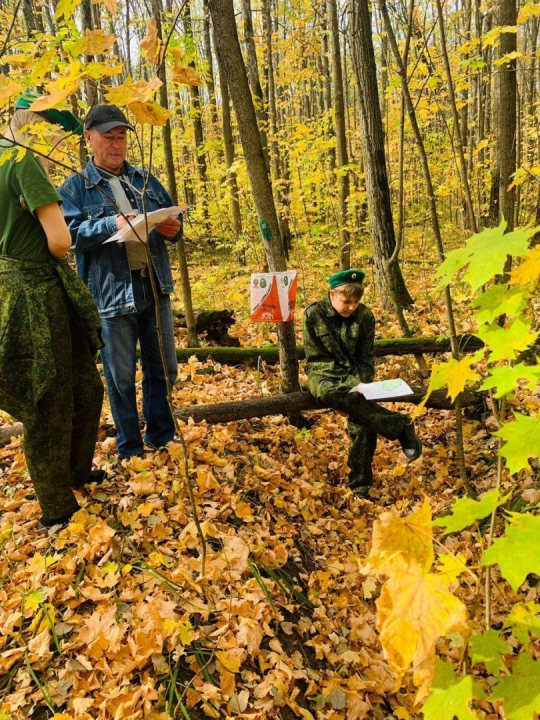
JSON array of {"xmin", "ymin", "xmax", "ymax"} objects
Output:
[{"xmin": 399, "ymin": 419, "xmax": 422, "ymax": 461}]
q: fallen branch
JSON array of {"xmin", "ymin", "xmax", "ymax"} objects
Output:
[
  {"xmin": 174, "ymin": 334, "xmax": 483, "ymax": 365},
  {"xmin": 174, "ymin": 387, "xmax": 482, "ymax": 425}
]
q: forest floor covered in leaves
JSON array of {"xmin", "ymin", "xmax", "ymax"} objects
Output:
[{"xmin": 1, "ymin": 238, "xmax": 538, "ymax": 720}]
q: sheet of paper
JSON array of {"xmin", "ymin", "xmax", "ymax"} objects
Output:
[
  {"xmin": 103, "ymin": 206, "xmax": 187, "ymax": 244},
  {"xmin": 349, "ymin": 378, "xmax": 415, "ymax": 401},
  {"xmin": 251, "ymin": 271, "xmax": 298, "ymax": 322}
]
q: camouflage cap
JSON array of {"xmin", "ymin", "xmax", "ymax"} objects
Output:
[{"xmin": 328, "ymin": 269, "xmax": 366, "ymax": 289}]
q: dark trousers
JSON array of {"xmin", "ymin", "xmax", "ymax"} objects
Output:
[
  {"xmin": 99, "ymin": 273, "xmax": 177, "ymax": 459},
  {"xmin": 317, "ymin": 388, "xmax": 407, "ymax": 489},
  {"xmin": 23, "ymin": 284, "xmax": 104, "ymax": 521}
]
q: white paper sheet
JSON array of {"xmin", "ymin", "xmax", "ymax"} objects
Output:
[
  {"xmin": 349, "ymin": 378, "xmax": 415, "ymax": 401},
  {"xmin": 103, "ymin": 206, "xmax": 187, "ymax": 244}
]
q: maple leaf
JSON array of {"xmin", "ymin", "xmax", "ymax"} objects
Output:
[
  {"xmin": 480, "ymin": 363, "xmax": 540, "ymax": 399},
  {"xmin": 140, "ymin": 19, "xmax": 161, "ymax": 64},
  {"xmin": 362, "ymin": 498, "xmax": 434, "ymax": 575},
  {"xmin": 376, "ymin": 557, "xmax": 468, "ymax": 692},
  {"xmin": 84, "ymin": 29, "xmax": 117, "ymax": 56},
  {"xmin": 216, "ymin": 650, "xmax": 243, "ymax": 673},
  {"xmin": 495, "ymin": 412, "xmax": 540, "ymax": 474},
  {"xmin": 474, "ymin": 284, "xmax": 530, "ymax": 324},
  {"xmin": 477, "ymin": 318, "xmax": 539, "ymax": 362},
  {"xmin": 437, "ymin": 553, "xmax": 469, "ymax": 582},
  {"xmin": 469, "ymin": 629, "xmax": 509, "ymax": 674},
  {"xmin": 491, "ymin": 653, "xmax": 540, "ymax": 720},
  {"xmin": 483, "ymin": 512, "xmax": 540, "ymax": 592},
  {"xmin": 128, "ymin": 101, "xmax": 170, "ymax": 126},
  {"xmin": 435, "ymin": 221, "xmax": 534, "ymax": 292},
  {"xmin": 421, "ymin": 659, "xmax": 485, "ymax": 720},
  {"xmin": 436, "ymin": 354, "xmax": 483, "ymax": 403},
  {"xmin": 511, "ymin": 246, "xmax": 540, "ymax": 289},
  {"xmin": 504, "ymin": 602, "xmax": 540, "ymax": 647},
  {"xmin": 54, "ymin": 0, "xmax": 82, "ymax": 21},
  {"xmin": 171, "ymin": 65, "xmax": 204, "ymax": 86},
  {"xmin": 0, "ymin": 76, "xmax": 23, "ymax": 107},
  {"xmin": 433, "ymin": 490, "xmax": 508, "ymax": 534},
  {"xmin": 105, "ymin": 76, "xmax": 162, "ymax": 105}
]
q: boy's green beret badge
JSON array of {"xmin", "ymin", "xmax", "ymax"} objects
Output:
[{"xmin": 328, "ymin": 269, "xmax": 366, "ymax": 289}]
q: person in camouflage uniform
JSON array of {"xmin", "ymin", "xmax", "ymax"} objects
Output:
[
  {"xmin": 303, "ymin": 270, "xmax": 422, "ymax": 496},
  {"xmin": 0, "ymin": 98, "xmax": 104, "ymax": 527}
]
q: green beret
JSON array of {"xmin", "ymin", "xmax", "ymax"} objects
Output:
[
  {"xmin": 15, "ymin": 93, "xmax": 83, "ymax": 136},
  {"xmin": 328, "ymin": 269, "xmax": 366, "ymax": 289}
]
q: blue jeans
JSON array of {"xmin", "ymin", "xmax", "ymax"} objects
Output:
[{"xmin": 100, "ymin": 273, "xmax": 177, "ymax": 459}]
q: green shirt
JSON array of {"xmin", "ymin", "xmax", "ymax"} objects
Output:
[{"xmin": 0, "ymin": 142, "xmax": 62, "ymax": 262}]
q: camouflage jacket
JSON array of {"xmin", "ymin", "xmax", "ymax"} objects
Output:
[
  {"xmin": 0, "ymin": 257, "xmax": 102, "ymax": 426},
  {"xmin": 303, "ymin": 294, "xmax": 376, "ymax": 398}
]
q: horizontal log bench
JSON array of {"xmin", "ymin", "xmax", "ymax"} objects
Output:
[
  {"xmin": 173, "ymin": 334, "xmax": 483, "ymax": 366},
  {"xmin": 0, "ymin": 387, "xmax": 482, "ymax": 447},
  {"xmin": 173, "ymin": 387, "xmax": 482, "ymax": 425}
]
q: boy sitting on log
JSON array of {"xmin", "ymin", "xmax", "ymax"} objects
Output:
[{"xmin": 303, "ymin": 270, "xmax": 422, "ymax": 496}]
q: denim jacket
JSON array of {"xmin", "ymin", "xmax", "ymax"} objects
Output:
[{"xmin": 59, "ymin": 157, "xmax": 181, "ymax": 318}]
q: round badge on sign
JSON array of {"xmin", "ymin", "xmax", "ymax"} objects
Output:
[{"xmin": 260, "ymin": 279, "xmax": 267, "ymax": 288}]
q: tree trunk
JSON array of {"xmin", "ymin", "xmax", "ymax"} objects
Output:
[
  {"xmin": 209, "ymin": 0, "xmax": 301, "ymax": 394},
  {"xmin": 173, "ymin": 334, "xmax": 484, "ymax": 365},
  {"xmin": 150, "ymin": 0, "xmax": 199, "ymax": 348},
  {"xmin": 350, "ymin": 0, "xmax": 414, "ymax": 313},
  {"xmin": 213, "ymin": 23, "xmax": 244, "ymax": 260},
  {"xmin": 497, "ymin": 0, "xmax": 517, "ymax": 233},
  {"xmin": 174, "ymin": 387, "xmax": 483, "ymax": 426},
  {"xmin": 327, "ymin": 0, "xmax": 351, "ymax": 270},
  {"xmin": 242, "ymin": 0, "xmax": 270, "ymax": 171},
  {"xmin": 203, "ymin": 0, "xmax": 219, "ymax": 127}
]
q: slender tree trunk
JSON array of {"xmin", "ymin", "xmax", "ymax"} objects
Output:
[
  {"xmin": 209, "ymin": 0, "xmax": 301, "ymax": 394},
  {"xmin": 213, "ymin": 23, "xmax": 244, "ymax": 261},
  {"xmin": 350, "ymin": 0, "xmax": 414, "ymax": 312},
  {"xmin": 321, "ymin": 12, "xmax": 336, "ymax": 172},
  {"xmin": 497, "ymin": 0, "xmax": 517, "ymax": 233},
  {"xmin": 327, "ymin": 0, "xmax": 351, "ymax": 269},
  {"xmin": 151, "ymin": 0, "xmax": 199, "ymax": 348},
  {"xmin": 242, "ymin": 0, "xmax": 270, "ymax": 171},
  {"xmin": 435, "ymin": 0, "xmax": 478, "ymax": 233},
  {"xmin": 262, "ymin": 0, "xmax": 292, "ymax": 254},
  {"xmin": 203, "ymin": 0, "xmax": 219, "ymax": 127}
]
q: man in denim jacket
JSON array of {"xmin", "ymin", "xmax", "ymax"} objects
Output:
[{"xmin": 59, "ymin": 105, "xmax": 181, "ymax": 460}]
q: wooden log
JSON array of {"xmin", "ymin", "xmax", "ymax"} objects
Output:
[
  {"xmin": 0, "ymin": 424, "xmax": 23, "ymax": 445},
  {"xmin": 175, "ymin": 387, "xmax": 482, "ymax": 425},
  {"xmin": 175, "ymin": 334, "xmax": 483, "ymax": 365},
  {"xmin": 174, "ymin": 309, "xmax": 240, "ymax": 347}
]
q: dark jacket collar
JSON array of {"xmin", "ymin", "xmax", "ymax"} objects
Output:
[{"xmin": 83, "ymin": 156, "xmax": 144, "ymax": 189}]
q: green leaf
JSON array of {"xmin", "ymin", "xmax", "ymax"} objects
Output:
[
  {"xmin": 24, "ymin": 589, "xmax": 44, "ymax": 612},
  {"xmin": 435, "ymin": 222, "xmax": 535, "ymax": 292},
  {"xmin": 474, "ymin": 284, "xmax": 530, "ymax": 324},
  {"xmin": 480, "ymin": 363, "xmax": 540, "ymax": 399},
  {"xmin": 54, "ymin": 0, "xmax": 82, "ymax": 20},
  {"xmin": 477, "ymin": 318, "xmax": 539, "ymax": 362},
  {"xmin": 504, "ymin": 602, "xmax": 540, "ymax": 647},
  {"xmin": 433, "ymin": 490, "xmax": 508, "ymax": 534},
  {"xmin": 491, "ymin": 653, "xmax": 540, "ymax": 720},
  {"xmin": 483, "ymin": 512, "xmax": 540, "ymax": 592},
  {"xmin": 421, "ymin": 659, "xmax": 485, "ymax": 720},
  {"xmin": 469, "ymin": 629, "xmax": 509, "ymax": 674},
  {"xmin": 495, "ymin": 412, "xmax": 540, "ymax": 474}
]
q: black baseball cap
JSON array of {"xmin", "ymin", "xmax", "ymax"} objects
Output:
[{"xmin": 84, "ymin": 104, "xmax": 135, "ymax": 133}]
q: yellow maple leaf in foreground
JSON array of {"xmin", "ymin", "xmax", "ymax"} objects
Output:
[
  {"xmin": 362, "ymin": 498, "xmax": 434, "ymax": 575},
  {"xmin": 377, "ymin": 556, "xmax": 469, "ymax": 699}
]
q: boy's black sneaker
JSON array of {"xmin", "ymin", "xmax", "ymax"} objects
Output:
[
  {"xmin": 73, "ymin": 469, "xmax": 108, "ymax": 489},
  {"xmin": 399, "ymin": 419, "xmax": 422, "ymax": 461}
]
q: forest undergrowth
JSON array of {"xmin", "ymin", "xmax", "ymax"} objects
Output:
[{"xmin": 1, "ymin": 235, "xmax": 538, "ymax": 720}]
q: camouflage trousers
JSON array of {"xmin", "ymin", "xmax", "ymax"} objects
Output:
[
  {"xmin": 317, "ymin": 388, "xmax": 407, "ymax": 490},
  {"xmin": 22, "ymin": 283, "xmax": 104, "ymax": 522}
]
